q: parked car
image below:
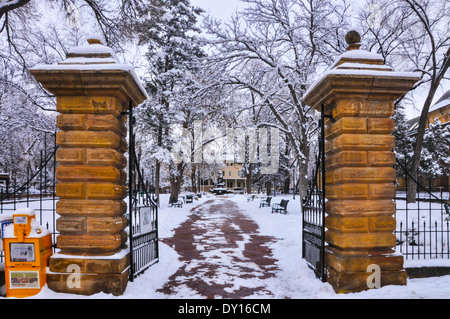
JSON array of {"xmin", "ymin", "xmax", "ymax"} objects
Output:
[
  {"xmin": 231, "ymin": 187, "xmax": 244, "ymax": 194},
  {"xmin": 210, "ymin": 187, "xmax": 228, "ymax": 195}
]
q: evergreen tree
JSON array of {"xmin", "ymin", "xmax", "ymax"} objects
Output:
[
  {"xmin": 392, "ymin": 105, "xmax": 414, "ymax": 179},
  {"xmin": 419, "ymin": 120, "xmax": 450, "ymax": 181},
  {"xmin": 134, "ymin": 0, "xmax": 205, "ymax": 202},
  {"xmin": 393, "ymin": 105, "xmax": 450, "ymax": 190}
]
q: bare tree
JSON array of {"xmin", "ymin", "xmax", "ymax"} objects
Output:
[
  {"xmin": 0, "ymin": 0, "xmax": 141, "ymax": 48},
  {"xmin": 402, "ymin": 0, "xmax": 450, "ymax": 203},
  {"xmin": 201, "ymin": 0, "xmax": 351, "ymax": 201},
  {"xmin": 0, "ymin": 0, "xmax": 143, "ymax": 182},
  {"xmin": 359, "ymin": 0, "xmax": 450, "ymax": 202}
]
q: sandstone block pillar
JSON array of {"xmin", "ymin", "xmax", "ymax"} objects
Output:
[
  {"xmin": 31, "ymin": 36, "xmax": 147, "ymax": 296},
  {"xmin": 302, "ymin": 31, "xmax": 420, "ymax": 293}
]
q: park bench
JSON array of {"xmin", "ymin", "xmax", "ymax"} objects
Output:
[
  {"xmin": 247, "ymin": 194, "xmax": 256, "ymax": 202},
  {"xmin": 169, "ymin": 196, "xmax": 183, "ymax": 208},
  {"xmin": 185, "ymin": 194, "xmax": 194, "ymax": 203},
  {"xmin": 260, "ymin": 196, "xmax": 272, "ymax": 208},
  {"xmin": 272, "ymin": 199, "xmax": 289, "ymax": 214}
]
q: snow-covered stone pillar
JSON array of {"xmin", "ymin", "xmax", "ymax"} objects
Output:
[
  {"xmin": 302, "ymin": 31, "xmax": 420, "ymax": 293},
  {"xmin": 31, "ymin": 36, "xmax": 147, "ymax": 296}
]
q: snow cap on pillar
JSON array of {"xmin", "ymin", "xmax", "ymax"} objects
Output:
[
  {"xmin": 30, "ymin": 35, "xmax": 148, "ymax": 106},
  {"xmin": 302, "ymin": 30, "xmax": 421, "ymax": 110},
  {"xmin": 86, "ymin": 33, "xmax": 105, "ymax": 45}
]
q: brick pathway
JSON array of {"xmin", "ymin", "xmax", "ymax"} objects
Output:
[{"xmin": 159, "ymin": 199, "xmax": 280, "ymax": 298}]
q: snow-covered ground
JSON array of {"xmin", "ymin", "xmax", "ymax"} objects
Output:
[{"xmin": 2, "ymin": 193, "xmax": 450, "ymax": 299}]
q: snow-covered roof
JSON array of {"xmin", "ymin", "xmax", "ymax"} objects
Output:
[
  {"xmin": 429, "ymin": 90, "xmax": 450, "ymax": 113},
  {"xmin": 406, "ymin": 117, "xmax": 420, "ymax": 133},
  {"xmin": 407, "ymin": 90, "xmax": 450, "ymax": 132}
]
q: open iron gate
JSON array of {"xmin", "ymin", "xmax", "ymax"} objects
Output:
[
  {"xmin": 1, "ymin": 102, "xmax": 159, "ymax": 281},
  {"xmin": 127, "ymin": 101, "xmax": 159, "ymax": 281},
  {"xmin": 302, "ymin": 105, "xmax": 328, "ymax": 282}
]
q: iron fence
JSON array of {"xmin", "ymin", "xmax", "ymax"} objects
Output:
[
  {"xmin": 0, "ymin": 134, "xmax": 59, "ymax": 263},
  {"xmin": 394, "ymin": 160, "xmax": 450, "ymax": 260}
]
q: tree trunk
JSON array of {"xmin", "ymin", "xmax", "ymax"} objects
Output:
[
  {"xmin": 246, "ymin": 163, "xmax": 253, "ymax": 194},
  {"xmin": 406, "ymin": 42, "xmax": 450, "ymax": 202},
  {"xmin": 155, "ymin": 159, "xmax": 160, "ymax": 206},
  {"xmin": 191, "ymin": 165, "xmax": 197, "ymax": 193},
  {"xmin": 283, "ymin": 173, "xmax": 290, "ymax": 194},
  {"xmin": 298, "ymin": 161, "xmax": 308, "ymax": 199},
  {"xmin": 266, "ymin": 181, "xmax": 272, "ymax": 196},
  {"xmin": 155, "ymin": 119, "xmax": 163, "ymax": 207},
  {"xmin": 170, "ymin": 162, "xmax": 184, "ymax": 201},
  {"xmin": 407, "ymin": 84, "xmax": 439, "ymax": 203}
]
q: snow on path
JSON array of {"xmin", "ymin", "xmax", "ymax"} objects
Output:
[
  {"xmin": 7, "ymin": 194, "xmax": 450, "ymax": 299},
  {"xmin": 159, "ymin": 199, "xmax": 279, "ymax": 298}
]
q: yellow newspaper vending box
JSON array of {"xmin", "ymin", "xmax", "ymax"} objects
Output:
[{"xmin": 3, "ymin": 208, "xmax": 52, "ymax": 298}]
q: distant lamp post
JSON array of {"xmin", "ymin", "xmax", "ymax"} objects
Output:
[
  {"xmin": 151, "ymin": 164, "xmax": 155, "ymax": 193},
  {"xmin": 293, "ymin": 166, "xmax": 296, "ymax": 200}
]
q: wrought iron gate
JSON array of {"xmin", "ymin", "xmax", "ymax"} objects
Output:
[
  {"xmin": 0, "ymin": 133, "xmax": 59, "ymax": 263},
  {"xmin": 394, "ymin": 158, "xmax": 450, "ymax": 260},
  {"xmin": 302, "ymin": 105, "xmax": 327, "ymax": 282},
  {"xmin": 127, "ymin": 101, "xmax": 159, "ymax": 281}
]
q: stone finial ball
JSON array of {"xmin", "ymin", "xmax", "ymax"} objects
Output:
[
  {"xmin": 345, "ymin": 30, "xmax": 361, "ymax": 45},
  {"xmin": 87, "ymin": 38, "xmax": 102, "ymax": 45},
  {"xmin": 87, "ymin": 34, "xmax": 104, "ymax": 45}
]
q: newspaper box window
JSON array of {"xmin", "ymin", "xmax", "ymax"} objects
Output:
[{"xmin": 2, "ymin": 208, "xmax": 52, "ymax": 298}]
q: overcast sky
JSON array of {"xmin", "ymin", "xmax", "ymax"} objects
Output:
[{"xmin": 190, "ymin": 0, "xmax": 242, "ymax": 21}]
